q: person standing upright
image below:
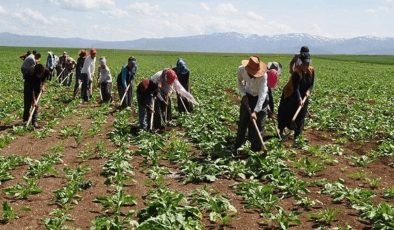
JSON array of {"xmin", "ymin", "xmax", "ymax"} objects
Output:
[
  {"xmin": 117, "ymin": 57, "xmax": 137, "ymax": 108},
  {"xmin": 57, "ymin": 51, "xmax": 68, "ymax": 82},
  {"xmin": 73, "ymin": 49, "xmax": 86, "ymax": 99},
  {"xmin": 173, "ymin": 58, "xmax": 193, "ymax": 113},
  {"xmin": 97, "ymin": 57, "xmax": 112, "ymax": 103},
  {"xmin": 80, "ymin": 48, "xmax": 97, "ymax": 102},
  {"xmin": 234, "ymin": 56, "xmax": 269, "ymax": 152},
  {"xmin": 289, "ymin": 46, "xmax": 309, "ymax": 74}
]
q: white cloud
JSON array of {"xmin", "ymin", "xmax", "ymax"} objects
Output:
[
  {"xmin": 200, "ymin": 3, "xmax": 210, "ymax": 11},
  {"xmin": 128, "ymin": 2, "xmax": 160, "ymax": 16},
  {"xmin": 365, "ymin": 8, "xmax": 377, "ymax": 14},
  {"xmin": 48, "ymin": 0, "xmax": 115, "ymax": 11},
  {"xmin": 14, "ymin": 8, "xmax": 51, "ymax": 25},
  {"xmin": 103, "ymin": 8, "xmax": 129, "ymax": 18},
  {"xmin": 0, "ymin": 5, "xmax": 6, "ymax": 14},
  {"xmin": 247, "ymin": 11, "xmax": 264, "ymax": 22},
  {"xmin": 216, "ymin": 3, "xmax": 238, "ymax": 14}
]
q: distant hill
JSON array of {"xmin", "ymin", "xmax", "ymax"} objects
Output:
[{"xmin": 1, "ymin": 32, "xmax": 394, "ymax": 54}]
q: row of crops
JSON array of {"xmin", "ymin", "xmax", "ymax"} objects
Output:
[{"xmin": 0, "ymin": 47, "xmax": 393, "ymax": 229}]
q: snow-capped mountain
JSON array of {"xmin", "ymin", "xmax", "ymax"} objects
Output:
[{"xmin": 1, "ymin": 32, "xmax": 394, "ymax": 54}]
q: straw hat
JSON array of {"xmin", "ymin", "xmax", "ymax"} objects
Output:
[{"xmin": 241, "ymin": 56, "xmax": 267, "ymax": 78}]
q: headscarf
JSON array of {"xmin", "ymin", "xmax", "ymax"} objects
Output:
[
  {"xmin": 99, "ymin": 57, "xmax": 106, "ymax": 65},
  {"xmin": 176, "ymin": 58, "xmax": 189, "ymax": 76}
]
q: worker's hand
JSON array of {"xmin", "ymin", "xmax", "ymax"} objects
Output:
[
  {"xmin": 268, "ymin": 109, "xmax": 274, "ymax": 119},
  {"xmin": 299, "ymin": 98, "xmax": 304, "ymax": 107},
  {"xmin": 306, "ymin": 90, "xmax": 311, "ymax": 97},
  {"xmin": 146, "ymin": 105, "xmax": 154, "ymax": 112},
  {"xmin": 241, "ymin": 95, "xmax": 248, "ymax": 105},
  {"xmin": 41, "ymin": 86, "xmax": 45, "ymax": 92},
  {"xmin": 250, "ymin": 111, "xmax": 257, "ymax": 121}
]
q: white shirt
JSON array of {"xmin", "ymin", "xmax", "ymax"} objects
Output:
[
  {"xmin": 151, "ymin": 70, "xmax": 171, "ymax": 95},
  {"xmin": 237, "ymin": 66, "xmax": 268, "ymax": 112},
  {"xmin": 98, "ymin": 66, "xmax": 112, "ymax": 83},
  {"xmin": 81, "ymin": 55, "xmax": 96, "ymax": 80},
  {"xmin": 150, "ymin": 69, "xmax": 196, "ymax": 104}
]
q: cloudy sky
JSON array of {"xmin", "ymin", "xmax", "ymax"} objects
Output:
[{"xmin": 0, "ymin": 0, "xmax": 393, "ymax": 41}]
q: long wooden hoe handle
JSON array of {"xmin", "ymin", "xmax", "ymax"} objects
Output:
[
  {"xmin": 56, "ymin": 68, "xmax": 65, "ymax": 80},
  {"xmin": 26, "ymin": 90, "xmax": 43, "ymax": 127},
  {"xmin": 59, "ymin": 71, "xmax": 73, "ymax": 85},
  {"xmin": 179, "ymin": 95, "xmax": 190, "ymax": 114},
  {"xmin": 252, "ymin": 119, "xmax": 267, "ymax": 152},
  {"xmin": 291, "ymin": 95, "xmax": 309, "ymax": 122},
  {"xmin": 119, "ymin": 83, "xmax": 131, "ymax": 106},
  {"xmin": 150, "ymin": 98, "xmax": 156, "ymax": 130}
]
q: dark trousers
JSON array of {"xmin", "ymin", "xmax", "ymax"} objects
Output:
[
  {"xmin": 137, "ymin": 94, "xmax": 154, "ymax": 130},
  {"xmin": 73, "ymin": 74, "xmax": 81, "ymax": 98},
  {"xmin": 235, "ymin": 94, "xmax": 267, "ymax": 152},
  {"xmin": 81, "ymin": 73, "xmax": 90, "ymax": 102},
  {"xmin": 126, "ymin": 83, "xmax": 132, "ymax": 107},
  {"xmin": 100, "ymin": 82, "xmax": 112, "ymax": 103},
  {"xmin": 117, "ymin": 82, "xmax": 132, "ymax": 108},
  {"xmin": 118, "ymin": 83, "xmax": 126, "ymax": 108},
  {"xmin": 23, "ymin": 81, "xmax": 39, "ymax": 123},
  {"xmin": 177, "ymin": 94, "xmax": 193, "ymax": 113},
  {"xmin": 277, "ymin": 94, "xmax": 309, "ymax": 139},
  {"xmin": 62, "ymin": 69, "xmax": 73, "ymax": 86},
  {"xmin": 47, "ymin": 68, "xmax": 54, "ymax": 81},
  {"xmin": 158, "ymin": 96, "xmax": 172, "ymax": 122}
]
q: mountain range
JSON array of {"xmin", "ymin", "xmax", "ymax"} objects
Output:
[{"xmin": 1, "ymin": 32, "xmax": 394, "ymax": 54}]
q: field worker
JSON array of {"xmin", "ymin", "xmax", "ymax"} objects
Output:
[
  {"xmin": 22, "ymin": 64, "xmax": 50, "ymax": 128},
  {"xmin": 173, "ymin": 58, "xmax": 193, "ymax": 113},
  {"xmin": 57, "ymin": 51, "xmax": 68, "ymax": 82},
  {"xmin": 289, "ymin": 46, "xmax": 310, "ymax": 74},
  {"xmin": 150, "ymin": 68, "xmax": 197, "ymax": 129},
  {"xmin": 234, "ymin": 56, "xmax": 269, "ymax": 152},
  {"xmin": 97, "ymin": 57, "xmax": 112, "ymax": 103},
  {"xmin": 278, "ymin": 52, "xmax": 315, "ymax": 144},
  {"xmin": 19, "ymin": 50, "xmax": 37, "ymax": 61},
  {"xmin": 80, "ymin": 48, "xmax": 97, "ymax": 102},
  {"xmin": 20, "ymin": 50, "xmax": 31, "ymax": 61},
  {"xmin": 21, "ymin": 52, "xmax": 41, "ymax": 79},
  {"xmin": 136, "ymin": 79, "xmax": 164, "ymax": 130},
  {"xmin": 266, "ymin": 62, "xmax": 282, "ymax": 116},
  {"xmin": 46, "ymin": 51, "xmax": 57, "ymax": 81},
  {"xmin": 73, "ymin": 49, "xmax": 86, "ymax": 99},
  {"xmin": 117, "ymin": 56, "xmax": 137, "ymax": 109},
  {"xmin": 63, "ymin": 56, "xmax": 76, "ymax": 86}
]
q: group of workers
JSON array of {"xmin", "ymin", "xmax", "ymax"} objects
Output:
[{"xmin": 19, "ymin": 46, "xmax": 314, "ymax": 152}]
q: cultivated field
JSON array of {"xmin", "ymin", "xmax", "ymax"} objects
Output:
[{"xmin": 0, "ymin": 47, "xmax": 393, "ymax": 229}]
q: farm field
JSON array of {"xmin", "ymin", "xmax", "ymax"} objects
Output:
[{"xmin": 0, "ymin": 46, "xmax": 393, "ymax": 230}]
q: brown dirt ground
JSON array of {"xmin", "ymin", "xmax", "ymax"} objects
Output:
[{"xmin": 1, "ymin": 95, "xmax": 393, "ymax": 230}]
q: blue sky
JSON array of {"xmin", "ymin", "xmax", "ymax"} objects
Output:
[{"xmin": 0, "ymin": 0, "xmax": 393, "ymax": 41}]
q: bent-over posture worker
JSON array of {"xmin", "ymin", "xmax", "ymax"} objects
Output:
[
  {"xmin": 150, "ymin": 68, "xmax": 197, "ymax": 129},
  {"xmin": 23, "ymin": 64, "xmax": 49, "ymax": 128},
  {"xmin": 235, "ymin": 56, "xmax": 269, "ymax": 152},
  {"xmin": 173, "ymin": 58, "xmax": 193, "ymax": 113},
  {"xmin": 117, "ymin": 57, "xmax": 137, "ymax": 108},
  {"xmin": 278, "ymin": 52, "xmax": 315, "ymax": 143}
]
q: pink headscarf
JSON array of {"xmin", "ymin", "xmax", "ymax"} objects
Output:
[{"xmin": 267, "ymin": 69, "xmax": 279, "ymax": 89}]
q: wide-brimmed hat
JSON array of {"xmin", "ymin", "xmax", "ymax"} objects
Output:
[{"xmin": 241, "ymin": 56, "xmax": 267, "ymax": 78}]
